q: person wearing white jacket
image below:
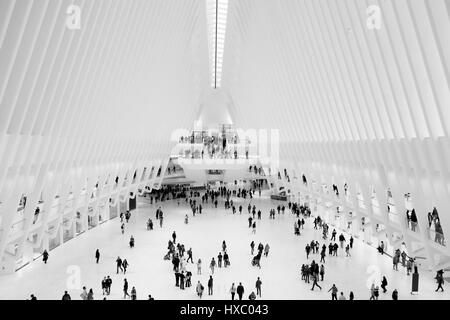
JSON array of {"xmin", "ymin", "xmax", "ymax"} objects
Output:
[{"xmin": 230, "ymin": 283, "xmax": 237, "ymax": 300}]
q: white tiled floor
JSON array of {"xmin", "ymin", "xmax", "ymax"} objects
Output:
[{"xmin": 0, "ymin": 193, "xmax": 448, "ymax": 300}]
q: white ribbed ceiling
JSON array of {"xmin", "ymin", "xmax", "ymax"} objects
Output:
[{"xmin": 1, "ymin": 0, "xmax": 450, "ymax": 274}]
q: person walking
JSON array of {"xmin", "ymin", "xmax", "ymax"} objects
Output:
[
  {"xmin": 196, "ymin": 281, "xmax": 204, "ymax": 298},
  {"xmin": 320, "ymin": 247, "xmax": 326, "ymax": 263},
  {"xmin": 250, "ymin": 241, "xmax": 255, "ymax": 255},
  {"xmin": 187, "ymin": 248, "xmax": 193, "ymax": 263},
  {"xmin": 208, "ymin": 276, "xmax": 213, "ymax": 295},
  {"xmin": 305, "ymin": 244, "xmax": 311, "ymax": 259},
  {"xmin": 95, "ymin": 249, "xmax": 100, "ymax": 263},
  {"xmin": 42, "ymin": 250, "xmax": 49, "ymax": 264},
  {"xmin": 255, "ymin": 277, "xmax": 262, "ymax": 297},
  {"xmin": 381, "ymin": 276, "xmax": 388, "ymax": 293},
  {"xmin": 237, "ymin": 282, "xmax": 245, "ymax": 300},
  {"xmin": 311, "ymin": 274, "xmax": 322, "ymax": 291},
  {"xmin": 116, "ymin": 257, "xmax": 123, "ymax": 274},
  {"xmin": 436, "ymin": 271, "xmax": 445, "ymax": 292},
  {"xmin": 129, "ymin": 236, "xmax": 135, "ymax": 248},
  {"xmin": 264, "ymin": 244, "xmax": 270, "ymax": 257},
  {"xmin": 123, "ymin": 279, "xmax": 130, "ymax": 299},
  {"xmin": 122, "ymin": 259, "xmax": 129, "ymax": 274},
  {"xmin": 230, "ymin": 283, "xmax": 236, "ymax": 300},
  {"xmin": 328, "ymin": 284, "xmax": 338, "ymax": 300}
]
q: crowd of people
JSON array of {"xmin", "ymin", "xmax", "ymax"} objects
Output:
[{"xmin": 27, "ymin": 178, "xmax": 447, "ymax": 301}]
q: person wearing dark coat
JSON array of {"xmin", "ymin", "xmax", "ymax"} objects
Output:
[
  {"xmin": 116, "ymin": 257, "xmax": 123, "ymax": 273},
  {"xmin": 237, "ymin": 282, "xmax": 245, "ymax": 300},
  {"xmin": 95, "ymin": 249, "xmax": 100, "ymax": 263},
  {"xmin": 381, "ymin": 276, "xmax": 388, "ymax": 293},
  {"xmin": 61, "ymin": 291, "xmax": 71, "ymax": 300},
  {"xmin": 208, "ymin": 276, "xmax": 214, "ymax": 295},
  {"xmin": 43, "ymin": 250, "xmax": 49, "ymax": 264},
  {"xmin": 392, "ymin": 289, "xmax": 398, "ymax": 300}
]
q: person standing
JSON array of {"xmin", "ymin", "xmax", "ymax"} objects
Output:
[
  {"xmin": 62, "ymin": 291, "xmax": 71, "ymax": 300},
  {"xmin": 210, "ymin": 258, "xmax": 216, "ymax": 274},
  {"xmin": 230, "ymin": 283, "xmax": 236, "ymax": 300},
  {"xmin": 252, "ymin": 221, "xmax": 257, "ymax": 234},
  {"xmin": 255, "ymin": 277, "xmax": 262, "ymax": 297},
  {"xmin": 95, "ymin": 249, "xmax": 100, "ymax": 263},
  {"xmin": 349, "ymin": 291, "xmax": 354, "ymax": 300},
  {"xmin": 320, "ymin": 264, "xmax": 325, "ymax": 281},
  {"xmin": 197, "ymin": 258, "xmax": 202, "ymax": 275},
  {"xmin": 106, "ymin": 276, "xmax": 112, "ymax": 295},
  {"xmin": 172, "ymin": 231, "xmax": 177, "ymax": 244},
  {"xmin": 218, "ymin": 252, "xmax": 223, "ymax": 268},
  {"xmin": 87, "ymin": 289, "xmax": 94, "ymax": 300},
  {"xmin": 208, "ymin": 276, "xmax": 213, "ymax": 295},
  {"xmin": 369, "ymin": 283, "xmax": 376, "ymax": 300},
  {"xmin": 392, "ymin": 289, "xmax": 398, "ymax": 300},
  {"xmin": 250, "ymin": 241, "xmax": 255, "ymax": 255},
  {"xmin": 129, "ymin": 236, "xmax": 135, "ymax": 248},
  {"xmin": 237, "ymin": 282, "xmax": 245, "ymax": 300},
  {"xmin": 374, "ymin": 286, "xmax": 380, "ymax": 300},
  {"xmin": 101, "ymin": 277, "xmax": 107, "ymax": 295},
  {"xmin": 131, "ymin": 287, "xmax": 137, "ymax": 300},
  {"xmin": 80, "ymin": 287, "xmax": 88, "ymax": 300},
  {"xmin": 175, "ymin": 267, "xmax": 180, "ymax": 287},
  {"xmin": 180, "ymin": 272, "xmax": 185, "ymax": 290},
  {"xmin": 264, "ymin": 244, "xmax": 270, "ymax": 257},
  {"xmin": 328, "ymin": 284, "xmax": 338, "ymax": 300}
]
